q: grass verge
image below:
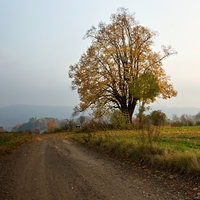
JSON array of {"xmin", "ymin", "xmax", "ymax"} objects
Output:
[
  {"xmin": 0, "ymin": 132, "xmax": 36, "ymax": 157},
  {"xmin": 69, "ymin": 127, "xmax": 200, "ymax": 175}
]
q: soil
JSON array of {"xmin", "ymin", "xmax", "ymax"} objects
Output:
[{"xmin": 0, "ymin": 135, "xmax": 199, "ymax": 200}]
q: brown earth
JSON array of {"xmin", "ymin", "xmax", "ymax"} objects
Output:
[{"xmin": 0, "ymin": 136, "xmax": 199, "ymax": 200}]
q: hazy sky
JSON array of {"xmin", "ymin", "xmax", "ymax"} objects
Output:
[{"xmin": 1, "ymin": 0, "xmax": 200, "ymax": 108}]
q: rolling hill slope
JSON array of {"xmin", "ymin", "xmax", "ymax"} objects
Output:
[{"xmin": 0, "ymin": 105, "xmax": 74, "ymax": 131}]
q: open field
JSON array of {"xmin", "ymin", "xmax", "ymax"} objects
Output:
[{"xmin": 70, "ymin": 126, "xmax": 200, "ymax": 174}]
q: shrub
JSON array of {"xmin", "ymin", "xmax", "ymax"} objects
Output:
[
  {"xmin": 187, "ymin": 120, "xmax": 194, "ymax": 126},
  {"xmin": 110, "ymin": 110, "xmax": 127, "ymax": 129},
  {"xmin": 58, "ymin": 119, "xmax": 76, "ymax": 132},
  {"xmin": 149, "ymin": 110, "xmax": 167, "ymax": 126},
  {"xmin": 196, "ymin": 121, "xmax": 200, "ymax": 126},
  {"xmin": 170, "ymin": 121, "xmax": 184, "ymax": 127},
  {"xmin": 47, "ymin": 119, "xmax": 57, "ymax": 132},
  {"xmin": 77, "ymin": 119, "xmax": 112, "ymax": 133},
  {"xmin": 32, "ymin": 128, "xmax": 40, "ymax": 134}
]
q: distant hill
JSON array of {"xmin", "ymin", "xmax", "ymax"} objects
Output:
[
  {"xmin": 0, "ymin": 105, "xmax": 74, "ymax": 131},
  {"xmin": 11, "ymin": 117, "xmax": 68, "ymax": 133}
]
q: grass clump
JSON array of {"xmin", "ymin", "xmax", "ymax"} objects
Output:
[
  {"xmin": 0, "ymin": 132, "xmax": 35, "ymax": 157},
  {"xmin": 152, "ymin": 150, "xmax": 200, "ymax": 173}
]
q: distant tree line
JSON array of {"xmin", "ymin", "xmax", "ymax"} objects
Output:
[
  {"xmin": 10, "ymin": 110, "xmax": 200, "ymax": 134},
  {"xmin": 12, "ymin": 117, "xmax": 60, "ymax": 133},
  {"xmin": 171, "ymin": 112, "xmax": 200, "ymax": 126}
]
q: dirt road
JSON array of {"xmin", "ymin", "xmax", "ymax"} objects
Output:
[{"xmin": 0, "ymin": 136, "xmax": 187, "ymax": 200}]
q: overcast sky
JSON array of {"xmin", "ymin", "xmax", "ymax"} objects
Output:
[{"xmin": 0, "ymin": 0, "xmax": 200, "ymax": 108}]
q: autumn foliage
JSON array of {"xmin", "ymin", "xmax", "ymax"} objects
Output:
[
  {"xmin": 47, "ymin": 119, "xmax": 57, "ymax": 132},
  {"xmin": 69, "ymin": 8, "xmax": 177, "ymax": 123}
]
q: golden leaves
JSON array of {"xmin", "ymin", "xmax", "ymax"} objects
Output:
[
  {"xmin": 68, "ymin": 8, "xmax": 177, "ymax": 118},
  {"xmin": 47, "ymin": 119, "xmax": 57, "ymax": 132}
]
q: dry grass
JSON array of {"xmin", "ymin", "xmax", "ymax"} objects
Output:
[
  {"xmin": 70, "ymin": 126, "xmax": 200, "ymax": 174},
  {"xmin": 0, "ymin": 132, "xmax": 36, "ymax": 157}
]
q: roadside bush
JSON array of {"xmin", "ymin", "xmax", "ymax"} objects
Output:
[
  {"xmin": 138, "ymin": 125, "xmax": 162, "ymax": 147},
  {"xmin": 110, "ymin": 110, "xmax": 127, "ymax": 130},
  {"xmin": 32, "ymin": 128, "xmax": 40, "ymax": 134},
  {"xmin": 59, "ymin": 119, "xmax": 76, "ymax": 132},
  {"xmin": 76, "ymin": 119, "xmax": 112, "ymax": 133}
]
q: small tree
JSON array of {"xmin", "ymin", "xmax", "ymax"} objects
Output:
[
  {"xmin": 135, "ymin": 105, "xmax": 151, "ymax": 128},
  {"xmin": 47, "ymin": 119, "xmax": 57, "ymax": 132},
  {"xmin": 79, "ymin": 116, "xmax": 86, "ymax": 126},
  {"xmin": 150, "ymin": 110, "xmax": 167, "ymax": 126},
  {"xmin": 180, "ymin": 114, "xmax": 194, "ymax": 126},
  {"xmin": 195, "ymin": 112, "xmax": 200, "ymax": 120},
  {"xmin": 172, "ymin": 114, "xmax": 179, "ymax": 121},
  {"xmin": 131, "ymin": 72, "xmax": 160, "ymax": 126}
]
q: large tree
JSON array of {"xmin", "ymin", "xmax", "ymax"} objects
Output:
[{"xmin": 69, "ymin": 8, "xmax": 177, "ymax": 123}]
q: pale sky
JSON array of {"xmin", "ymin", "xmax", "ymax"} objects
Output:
[{"xmin": 0, "ymin": 0, "xmax": 200, "ymax": 108}]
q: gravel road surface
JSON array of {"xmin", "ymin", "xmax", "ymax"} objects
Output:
[{"xmin": 0, "ymin": 136, "xmax": 188, "ymax": 200}]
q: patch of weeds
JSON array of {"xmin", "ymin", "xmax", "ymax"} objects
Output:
[{"xmin": 0, "ymin": 132, "xmax": 35, "ymax": 157}]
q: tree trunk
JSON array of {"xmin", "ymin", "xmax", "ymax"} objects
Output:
[
  {"xmin": 121, "ymin": 100, "xmax": 137, "ymax": 124},
  {"xmin": 128, "ymin": 101, "xmax": 137, "ymax": 124}
]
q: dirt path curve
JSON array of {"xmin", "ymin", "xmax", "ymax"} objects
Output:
[{"xmin": 0, "ymin": 136, "xmax": 186, "ymax": 200}]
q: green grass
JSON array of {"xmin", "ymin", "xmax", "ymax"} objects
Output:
[
  {"xmin": 69, "ymin": 126, "xmax": 200, "ymax": 174},
  {"xmin": 159, "ymin": 126, "xmax": 200, "ymax": 152},
  {"xmin": 0, "ymin": 132, "xmax": 35, "ymax": 157}
]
